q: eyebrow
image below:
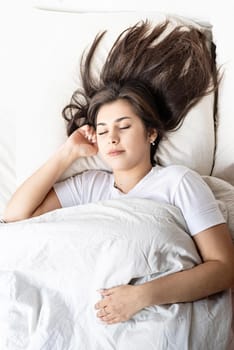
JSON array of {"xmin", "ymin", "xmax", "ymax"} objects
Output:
[{"xmin": 96, "ymin": 116, "xmax": 131, "ymax": 127}]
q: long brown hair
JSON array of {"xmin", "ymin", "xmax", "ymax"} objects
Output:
[{"xmin": 62, "ymin": 20, "xmax": 218, "ymax": 164}]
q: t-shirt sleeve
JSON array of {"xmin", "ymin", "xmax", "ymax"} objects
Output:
[
  {"xmin": 53, "ymin": 174, "xmax": 83, "ymax": 207},
  {"xmin": 53, "ymin": 170, "xmax": 112, "ymax": 208},
  {"xmin": 173, "ymin": 170, "xmax": 225, "ymax": 236}
]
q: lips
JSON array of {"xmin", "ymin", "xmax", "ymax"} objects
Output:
[{"xmin": 107, "ymin": 150, "xmax": 125, "ymax": 157}]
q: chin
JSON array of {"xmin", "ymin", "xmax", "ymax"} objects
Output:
[
  {"xmin": 110, "ymin": 162, "xmax": 135, "ymax": 172},
  {"xmin": 103, "ymin": 155, "xmax": 138, "ymax": 171}
]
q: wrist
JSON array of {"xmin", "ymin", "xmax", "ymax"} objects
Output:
[
  {"xmin": 135, "ymin": 283, "xmax": 154, "ymax": 309},
  {"xmin": 57, "ymin": 143, "xmax": 79, "ymax": 165},
  {"xmin": 51, "ymin": 144, "xmax": 78, "ymax": 176}
]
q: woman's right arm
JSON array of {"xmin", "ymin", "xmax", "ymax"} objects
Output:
[{"xmin": 3, "ymin": 126, "xmax": 97, "ymax": 222}]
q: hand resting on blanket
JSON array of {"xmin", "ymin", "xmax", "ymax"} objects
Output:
[
  {"xmin": 95, "ymin": 224, "xmax": 234, "ymax": 325},
  {"xmin": 95, "ymin": 285, "xmax": 141, "ymax": 324}
]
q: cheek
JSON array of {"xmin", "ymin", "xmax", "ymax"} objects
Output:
[{"xmin": 128, "ymin": 132, "xmax": 148, "ymax": 149}]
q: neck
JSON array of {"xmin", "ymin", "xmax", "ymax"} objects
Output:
[{"xmin": 113, "ymin": 165, "xmax": 152, "ymax": 193}]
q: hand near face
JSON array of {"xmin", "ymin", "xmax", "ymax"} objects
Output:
[
  {"xmin": 65, "ymin": 125, "xmax": 98, "ymax": 159},
  {"xmin": 95, "ymin": 285, "xmax": 143, "ymax": 324}
]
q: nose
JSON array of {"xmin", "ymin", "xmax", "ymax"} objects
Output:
[{"xmin": 108, "ymin": 129, "xmax": 119, "ymax": 145}]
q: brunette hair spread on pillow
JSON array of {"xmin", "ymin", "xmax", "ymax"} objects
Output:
[{"xmin": 62, "ymin": 20, "xmax": 218, "ymax": 158}]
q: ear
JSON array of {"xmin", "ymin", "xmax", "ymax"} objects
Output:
[{"xmin": 148, "ymin": 128, "xmax": 158, "ymax": 142}]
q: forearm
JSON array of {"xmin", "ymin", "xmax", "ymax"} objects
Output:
[
  {"xmin": 138, "ymin": 260, "xmax": 233, "ymax": 308},
  {"xmin": 3, "ymin": 145, "xmax": 77, "ymax": 221}
]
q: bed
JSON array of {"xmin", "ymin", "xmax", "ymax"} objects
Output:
[{"xmin": 0, "ymin": 1, "xmax": 233, "ymax": 349}]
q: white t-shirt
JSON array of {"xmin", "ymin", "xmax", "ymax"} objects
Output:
[{"xmin": 54, "ymin": 165, "xmax": 225, "ymax": 236}]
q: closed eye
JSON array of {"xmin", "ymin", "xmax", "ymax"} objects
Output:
[
  {"xmin": 97, "ymin": 130, "xmax": 108, "ymax": 135},
  {"xmin": 120, "ymin": 125, "xmax": 130, "ymax": 130},
  {"xmin": 97, "ymin": 125, "xmax": 130, "ymax": 135}
]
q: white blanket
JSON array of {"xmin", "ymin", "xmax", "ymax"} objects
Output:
[{"xmin": 0, "ymin": 198, "xmax": 232, "ymax": 350}]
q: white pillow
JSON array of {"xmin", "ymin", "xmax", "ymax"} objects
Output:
[
  {"xmin": 212, "ymin": 64, "xmax": 234, "ymax": 186},
  {"xmin": 16, "ymin": 9, "xmax": 216, "ymax": 184}
]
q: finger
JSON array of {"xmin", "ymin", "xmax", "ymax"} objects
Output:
[
  {"xmin": 85, "ymin": 125, "xmax": 96, "ymax": 135},
  {"xmin": 97, "ymin": 307, "xmax": 111, "ymax": 318},
  {"xmin": 97, "ymin": 309, "xmax": 106, "ymax": 317},
  {"xmin": 87, "ymin": 130, "xmax": 97, "ymax": 143},
  {"xmin": 97, "ymin": 306, "xmax": 114, "ymax": 319},
  {"xmin": 79, "ymin": 124, "xmax": 90, "ymax": 133},
  {"xmin": 85, "ymin": 130, "xmax": 93, "ymax": 141},
  {"xmin": 95, "ymin": 301, "xmax": 108, "ymax": 310},
  {"xmin": 101, "ymin": 314, "xmax": 115, "ymax": 322},
  {"xmin": 103, "ymin": 316, "xmax": 120, "ymax": 324},
  {"xmin": 78, "ymin": 125, "xmax": 93, "ymax": 138},
  {"xmin": 99, "ymin": 289, "xmax": 113, "ymax": 296},
  {"xmin": 95, "ymin": 303, "xmax": 101, "ymax": 310},
  {"xmin": 91, "ymin": 133, "xmax": 97, "ymax": 143}
]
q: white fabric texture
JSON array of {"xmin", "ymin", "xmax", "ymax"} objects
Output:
[
  {"xmin": 0, "ymin": 198, "xmax": 232, "ymax": 350},
  {"xmin": 201, "ymin": 175, "xmax": 234, "ymax": 343},
  {"xmin": 211, "ymin": 8, "xmax": 234, "ymax": 185},
  {"xmin": 54, "ymin": 165, "xmax": 225, "ymax": 236},
  {"xmin": 212, "ymin": 63, "xmax": 234, "ymax": 185},
  {"xmin": 0, "ymin": 111, "xmax": 16, "ymax": 217}
]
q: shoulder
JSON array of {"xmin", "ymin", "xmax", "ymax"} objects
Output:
[
  {"xmin": 170, "ymin": 165, "xmax": 217, "ymax": 211},
  {"xmin": 166, "ymin": 167, "xmax": 224, "ymax": 235},
  {"xmin": 154, "ymin": 164, "xmax": 194, "ymax": 180},
  {"xmin": 154, "ymin": 164, "xmax": 210, "ymax": 201},
  {"xmin": 163, "ymin": 165, "xmax": 209, "ymax": 195}
]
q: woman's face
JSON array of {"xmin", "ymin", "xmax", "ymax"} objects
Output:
[{"xmin": 96, "ymin": 99, "xmax": 156, "ymax": 172}]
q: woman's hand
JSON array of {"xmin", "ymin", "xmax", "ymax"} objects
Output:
[
  {"xmin": 95, "ymin": 285, "xmax": 143, "ymax": 324},
  {"xmin": 64, "ymin": 125, "xmax": 98, "ymax": 159}
]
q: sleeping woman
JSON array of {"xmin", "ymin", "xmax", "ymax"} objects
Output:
[{"xmin": 3, "ymin": 20, "xmax": 234, "ymax": 325}]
